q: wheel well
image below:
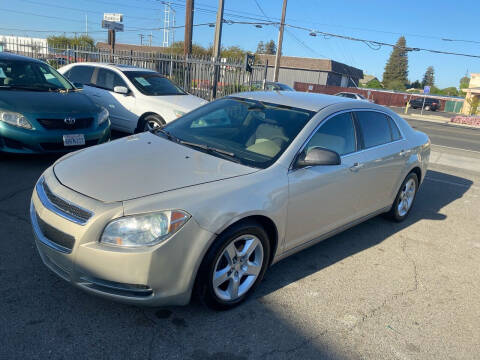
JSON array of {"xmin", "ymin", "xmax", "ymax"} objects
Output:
[
  {"xmin": 409, "ymin": 167, "xmax": 422, "ymax": 182},
  {"xmin": 135, "ymin": 112, "xmax": 165, "ymax": 132},
  {"xmin": 221, "ymin": 215, "xmax": 279, "ymax": 266}
]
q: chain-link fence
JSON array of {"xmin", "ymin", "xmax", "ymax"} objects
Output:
[{"xmin": 0, "ymin": 38, "xmax": 268, "ymax": 100}]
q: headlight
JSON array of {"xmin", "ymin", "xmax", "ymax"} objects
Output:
[
  {"xmin": 100, "ymin": 210, "xmax": 190, "ymax": 248},
  {"xmin": 0, "ymin": 110, "xmax": 33, "ymax": 129},
  {"xmin": 97, "ymin": 107, "xmax": 109, "ymax": 125},
  {"xmin": 173, "ymin": 110, "xmax": 185, "ymax": 118}
]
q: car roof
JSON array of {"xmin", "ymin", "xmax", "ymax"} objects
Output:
[
  {"xmin": 0, "ymin": 52, "xmax": 44, "ymax": 63},
  {"xmin": 65, "ymin": 62, "xmax": 156, "ymax": 73},
  {"xmin": 231, "ymin": 91, "xmax": 367, "ymax": 112}
]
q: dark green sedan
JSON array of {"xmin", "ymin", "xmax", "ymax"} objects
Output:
[{"xmin": 0, "ymin": 53, "xmax": 110, "ymax": 153}]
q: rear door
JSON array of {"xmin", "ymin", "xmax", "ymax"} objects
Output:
[{"xmin": 353, "ymin": 110, "xmax": 408, "ymax": 212}]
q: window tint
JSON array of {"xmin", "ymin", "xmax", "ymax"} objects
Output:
[
  {"xmin": 355, "ymin": 111, "xmax": 392, "ymax": 148},
  {"xmin": 345, "ymin": 93, "xmax": 356, "ymax": 99},
  {"xmin": 66, "ymin": 66, "xmax": 94, "ymax": 85},
  {"xmin": 95, "ymin": 68, "xmax": 126, "ymax": 91},
  {"xmin": 388, "ymin": 116, "xmax": 402, "ymax": 141},
  {"xmin": 305, "ymin": 112, "xmax": 356, "ymax": 156}
]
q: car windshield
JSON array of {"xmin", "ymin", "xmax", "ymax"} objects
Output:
[
  {"xmin": 357, "ymin": 94, "xmax": 366, "ymax": 99},
  {"xmin": 124, "ymin": 71, "xmax": 186, "ymax": 96},
  {"xmin": 161, "ymin": 97, "xmax": 315, "ymax": 169},
  {"xmin": 0, "ymin": 59, "xmax": 74, "ymax": 91}
]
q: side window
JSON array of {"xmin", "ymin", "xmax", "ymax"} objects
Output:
[
  {"xmin": 355, "ymin": 111, "xmax": 392, "ymax": 149},
  {"xmin": 388, "ymin": 116, "xmax": 402, "ymax": 141},
  {"xmin": 66, "ymin": 66, "xmax": 94, "ymax": 85},
  {"xmin": 305, "ymin": 112, "xmax": 356, "ymax": 156},
  {"xmin": 95, "ymin": 68, "xmax": 126, "ymax": 91}
]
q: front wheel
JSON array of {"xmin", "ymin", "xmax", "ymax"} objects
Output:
[
  {"xmin": 387, "ymin": 173, "xmax": 418, "ymax": 222},
  {"xmin": 137, "ymin": 114, "xmax": 165, "ymax": 133},
  {"xmin": 196, "ymin": 221, "xmax": 270, "ymax": 310}
]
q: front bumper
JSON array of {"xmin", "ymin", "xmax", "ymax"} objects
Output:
[
  {"xmin": 0, "ymin": 120, "xmax": 110, "ymax": 154},
  {"xmin": 30, "ymin": 169, "xmax": 215, "ymax": 306}
]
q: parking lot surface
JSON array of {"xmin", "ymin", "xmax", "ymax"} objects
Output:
[{"xmin": 1, "ymin": 141, "xmax": 479, "ymax": 359}]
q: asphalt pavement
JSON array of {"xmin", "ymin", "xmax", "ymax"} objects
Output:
[{"xmin": 1, "ymin": 121, "xmax": 479, "ymax": 359}]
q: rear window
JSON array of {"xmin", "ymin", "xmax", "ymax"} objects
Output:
[{"xmin": 355, "ymin": 111, "xmax": 393, "ymax": 149}]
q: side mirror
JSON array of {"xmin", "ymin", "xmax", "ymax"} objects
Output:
[
  {"xmin": 114, "ymin": 86, "xmax": 129, "ymax": 95},
  {"xmin": 295, "ymin": 147, "xmax": 341, "ymax": 168}
]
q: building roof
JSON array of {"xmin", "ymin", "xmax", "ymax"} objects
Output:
[
  {"xmin": 96, "ymin": 42, "xmax": 170, "ymax": 54},
  {"xmin": 256, "ymin": 54, "xmax": 363, "ymax": 79},
  {"xmin": 359, "ymin": 74, "xmax": 378, "ymax": 85}
]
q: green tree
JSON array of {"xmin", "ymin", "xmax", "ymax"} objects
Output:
[
  {"xmin": 265, "ymin": 40, "xmax": 276, "ymax": 55},
  {"xmin": 365, "ymin": 78, "xmax": 383, "ymax": 89},
  {"xmin": 422, "ymin": 66, "xmax": 435, "ymax": 87},
  {"xmin": 256, "ymin": 41, "xmax": 265, "ymax": 54},
  {"xmin": 410, "ymin": 80, "xmax": 422, "ymax": 89},
  {"xmin": 459, "ymin": 75, "xmax": 470, "ymax": 90},
  {"xmin": 47, "ymin": 35, "xmax": 95, "ymax": 49},
  {"xmin": 383, "ymin": 36, "xmax": 409, "ymax": 87},
  {"xmin": 221, "ymin": 46, "xmax": 246, "ymax": 59},
  {"xmin": 386, "ymin": 79, "xmax": 406, "ymax": 91}
]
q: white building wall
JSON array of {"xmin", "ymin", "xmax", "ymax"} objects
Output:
[{"xmin": 0, "ymin": 35, "xmax": 49, "ymax": 55}]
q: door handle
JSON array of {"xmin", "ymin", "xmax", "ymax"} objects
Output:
[
  {"xmin": 349, "ymin": 162, "xmax": 364, "ymax": 172},
  {"xmin": 399, "ymin": 149, "xmax": 408, "ymax": 157}
]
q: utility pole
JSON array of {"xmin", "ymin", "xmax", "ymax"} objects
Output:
[
  {"xmin": 139, "ymin": 34, "xmax": 144, "ymax": 46},
  {"xmin": 184, "ymin": 0, "xmax": 194, "ymax": 55},
  {"xmin": 148, "ymin": 33, "xmax": 153, "ymax": 46},
  {"xmin": 85, "ymin": 14, "xmax": 88, "ymax": 36},
  {"xmin": 273, "ymin": 0, "xmax": 287, "ymax": 82},
  {"xmin": 211, "ymin": 0, "xmax": 225, "ymax": 100}
]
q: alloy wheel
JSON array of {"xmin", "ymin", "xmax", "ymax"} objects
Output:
[
  {"xmin": 212, "ymin": 235, "xmax": 264, "ymax": 301},
  {"xmin": 397, "ymin": 178, "xmax": 416, "ymax": 216}
]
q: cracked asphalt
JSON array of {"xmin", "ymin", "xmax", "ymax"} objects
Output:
[{"xmin": 1, "ymin": 151, "xmax": 479, "ymax": 359}]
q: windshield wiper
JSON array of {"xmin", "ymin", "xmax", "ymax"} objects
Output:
[
  {"xmin": 179, "ymin": 140, "xmax": 239, "ymax": 160},
  {"xmin": 155, "ymin": 128, "xmax": 181, "ymax": 142}
]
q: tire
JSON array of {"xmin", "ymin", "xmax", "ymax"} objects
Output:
[
  {"xmin": 136, "ymin": 114, "xmax": 165, "ymax": 133},
  {"xmin": 424, "ymin": 105, "xmax": 431, "ymax": 111},
  {"xmin": 195, "ymin": 221, "xmax": 271, "ymax": 310},
  {"xmin": 387, "ymin": 172, "xmax": 419, "ymax": 222}
]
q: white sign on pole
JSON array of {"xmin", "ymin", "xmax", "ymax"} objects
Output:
[
  {"xmin": 103, "ymin": 13, "xmax": 123, "ymax": 22},
  {"xmin": 102, "ymin": 20, "xmax": 124, "ymax": 32}
]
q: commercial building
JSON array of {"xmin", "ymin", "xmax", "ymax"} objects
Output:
[
  {"xmin": 257, "ymin": 54, "xmax": 363, "ymax": 88},
  {"xmin": 462, "ymin": 73, "xmax": 480, "ymax": 115}
]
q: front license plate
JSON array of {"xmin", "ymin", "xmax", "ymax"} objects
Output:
[{"xmin": 63, "ymin": 134, "xmax": 85, "ymax": 146}]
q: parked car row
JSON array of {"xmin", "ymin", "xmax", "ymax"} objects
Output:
[{"xmin": 0, "ymin": 53, "xmax": 207, "ymax": 153}]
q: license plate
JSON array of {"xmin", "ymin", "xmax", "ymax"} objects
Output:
[{"xmin": 63, "ymin": 134, "xmax": 85, "ymax": 146}]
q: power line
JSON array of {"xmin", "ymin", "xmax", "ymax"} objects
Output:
[{"xmin": 286, "ymin": 24, "xmax": 480, "ymax": 59}]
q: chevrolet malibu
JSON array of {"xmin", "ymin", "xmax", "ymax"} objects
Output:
[
  {"xmin": 0, "ymin": 53, "xmax": 110, "ymax": 153},
  {"xmin": 30, "ymin": 91, "xmax": 430, "ymax": 310}
]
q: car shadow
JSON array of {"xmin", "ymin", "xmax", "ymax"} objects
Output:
[{"xmin": 255, "ymin": 170, "xmax": 471, "ymax": 299}]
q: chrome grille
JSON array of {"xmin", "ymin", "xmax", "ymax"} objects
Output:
[
  {"xmin": 36, "ymin": 211, "xmax": 75, "ymax": 250},
  {"xmin": 36, "ymin": 178, "xmax": 93, "ymax": 225}
]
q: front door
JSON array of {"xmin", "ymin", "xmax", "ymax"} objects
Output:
[
  {"xmin": 285, "ymin": 111, "xmax": 367, "ymax": 252},
  {"xmin": 93, "ymin": 68, "xmax": 137, "ymax": 132}
]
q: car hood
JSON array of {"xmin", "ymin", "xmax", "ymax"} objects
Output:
[
  {"xmin": 0, "ymin": 91, "xmax": 97, "ymax": 114},
  {"xmin": 146, "ymin": 94, "xmax": 207, "ymax": 112},
  {"xmin": 53, "ymin": 132, "xmax": 257, "ymax": 202}
]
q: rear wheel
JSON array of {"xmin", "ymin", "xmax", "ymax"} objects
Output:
[
  {"xmin": 137, "ymin": 114, "xmax": 165, "ymax": 133},
  {"xmin": 387, "ymin": 173, "xmax": 418, "ymax": 222},
  {"xmin": 424, "ymin": 105, "xmax": 431, "ymax": 111},
  {"xmin": 196, "ymin": 221, "xmax": 270, "ymax": 310}
]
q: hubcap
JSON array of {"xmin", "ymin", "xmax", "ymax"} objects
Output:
[
  {"xmin": 397, "ymin": 178, "xmax": 416, "ymax": 216},
  {"xmin": 145, "ymin": 119, "xmax": 162, "ymax": 131},
  {"xmin": 212, "ymin": 235, "xmax": 264, "ymax": 301}
]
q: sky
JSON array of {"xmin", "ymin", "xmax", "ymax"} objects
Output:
[{"xmin": 0, "ymin": 0, "xmax": 479, "ymax": 89}]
